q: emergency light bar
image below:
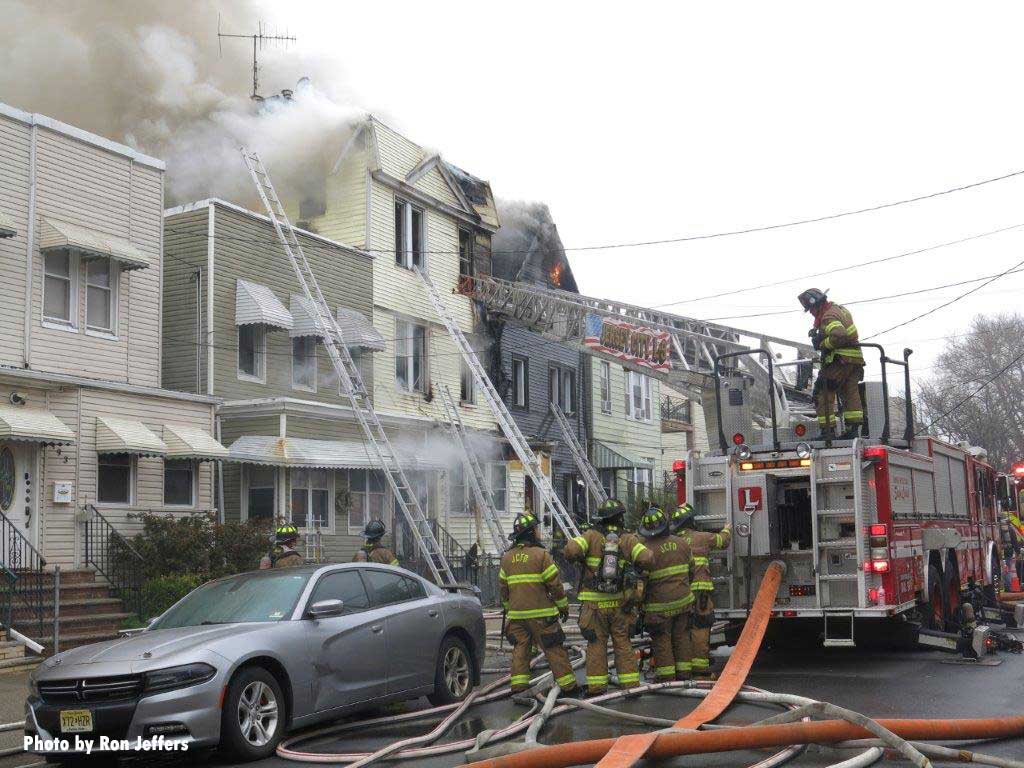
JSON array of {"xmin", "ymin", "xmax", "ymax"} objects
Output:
[{"xmin": 739, "ymin": 458, "xmax": 812, "ymax": 471}]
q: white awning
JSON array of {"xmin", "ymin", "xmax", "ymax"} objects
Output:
[
  {"xmin": 163, "ymin": 424, "xmax": 229, "ymax": 461},
  {"xmin": 95, "ymin": 417, "xmax": 167, "ymax": 456},
  {"xmin": 39, "ymin": 218, "xmax": 149, "ymax": 271},
  {"xmin": 235, "ymin": 279, "xmax": 292, "ymax": 331},
  {"xmin": 0, "ymin": 209, "xmax": 15, "ymax": 239},
  {"xmin": 336, "ymin": 307, "xmax": 386, "ymax": 352},
  {"xmin": 0, "ymin": 405, "xmax": 75, "ymax": 445},
  {"xmin": 289, "ymin": 294, "xmax": 325, "ymax": 339},
  {"xmin": 227, "ymin": 435, "xmax": 445, "ymax": 470}
]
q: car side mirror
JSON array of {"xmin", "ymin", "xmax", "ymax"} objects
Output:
[{"xmin": 307, "ymin": 599, "xmax": 344, "ymax": 619}]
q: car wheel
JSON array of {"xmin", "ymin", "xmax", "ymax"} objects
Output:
[
  {"xmin": 427, "ymin": 635, "xmax": 473, "ymax": 706},
  {"xmin": 219, "ymin": 667, "xmax": 285, "ymax": 762}
]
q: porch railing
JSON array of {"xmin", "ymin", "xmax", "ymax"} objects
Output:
[
  {"xmin": 0, "ymin": 510, "xmax": 47, "ymax": 642},
  {"xmin": 83, "ymin": 504, "xmax": 144, "ymax": 619}
]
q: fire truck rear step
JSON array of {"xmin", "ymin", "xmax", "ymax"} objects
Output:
[{"xmin": 823, "ymin": 612, "xmax": 856, "ymax": 647}]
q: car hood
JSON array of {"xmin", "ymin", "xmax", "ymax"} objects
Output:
[{"xmin": 42, "ymin": 623, "xmax": 279, "ymax": 669}]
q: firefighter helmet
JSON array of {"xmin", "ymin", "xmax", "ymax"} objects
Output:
[
  {"xmin": 595, "ymin": 498, "xmax": 626, "ymax": 523},
  {"xmin": 670, "ymin": 503, "xmax": 697, "ymax": 533},
  {"xmin": 509, "ymin": 512, "xmax": 540, "ymax": 542},
  {"xmin": 363, "ymin": 519, "xmax": 386, "ymax": 541},
  {"xmin": 638, "ymin": 507, "xmax": 670, "ymax": 538},
  {"xmin": 275, "ymin": 524, "xmax": 299, "ymax": 545},
  {"xmin": 797, "ymin": 288, "xmax": 828, "ymax": 313}
]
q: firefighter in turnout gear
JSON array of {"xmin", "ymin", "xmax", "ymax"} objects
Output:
[
  {"xmin": 353, "ymin": 519, "xmax": 399, "ymax": 565},
  {"xmin": 671, "ymin": 503, "xmax": 731, "ymax": 678},
  {"xmin": 499, "ymin": 512, "xmax": 579, "ymax": 696},
  {"xmin": 798, "ymin": 288, "xmax": 865, "ymax": 439},
  {"xmin": 260, "ymin": 524, "xmax": 304, "ymax": 569},
  {"xmin": 564, "ymin": 498, "xmax": 653, "ymax": 696},
  {"xmin": 638, "ymin": 507, "xmax": 695, "ymax": 681}
]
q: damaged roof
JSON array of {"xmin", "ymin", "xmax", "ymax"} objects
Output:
[{"xmin": 491, "ymin": 200, "xmax": 579, "ymax": 293}]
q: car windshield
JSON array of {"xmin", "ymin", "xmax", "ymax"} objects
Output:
[{"xmin": 152, "ymin": 571, "xmax": 311, "ymax": 630}]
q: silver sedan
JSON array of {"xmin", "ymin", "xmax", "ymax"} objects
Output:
[{"xmin": 25, "ymin": 563, "xmax": 485, "ymax": 763}]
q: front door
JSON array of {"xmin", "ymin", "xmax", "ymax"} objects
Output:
[{"xmin": 0, "ymin": 442, "xmax": 33, "ymax": 539}]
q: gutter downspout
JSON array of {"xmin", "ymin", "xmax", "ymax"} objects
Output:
[
  {"xmin": 216, "ymin": 415, "xmax": 225, "ymax": 524},
  {"xmin": 23, "ymin": 124, "xmax": 38, "ymax": 369},
  {"xmin": 206, "ymin": 203, "xmax": 216, "ymax": 396}
]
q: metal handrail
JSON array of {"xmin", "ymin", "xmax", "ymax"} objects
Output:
[
  {"xmin": 0, "ymin": 509, "xmax": 47, "ymax": 643},
  {"xmin": 83, "ymin": 503, "xmax": 144, "ymax": 618}
]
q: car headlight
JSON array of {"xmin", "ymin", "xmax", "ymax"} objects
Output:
[{"xmin": 143, "ymin": 663, "xmax": 217, "ymax": 694}]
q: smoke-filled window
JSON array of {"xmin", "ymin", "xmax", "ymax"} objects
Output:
[
  {"xmin": 512, "ymin": 356, "xmax": 529, "ymax": 408},
  {"xmin": 238, "ymin": 325, "xmax": 266, "ymax": 381},
  {"xmin": 292, "ymin": 336, "xmax": 317, "ymax": 391},
  {"xmin": 449, "ymin": 463, "xmax": 467, "ymax": 514},
  {"xmin": 395, "ymin": 319, "xmax": 427, "ymax": 393},
  {"xmin": 394, "ymin": 198, "xmax": 424, "ymax": 270}
]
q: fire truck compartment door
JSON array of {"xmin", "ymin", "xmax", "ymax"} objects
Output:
[
  {"xmin": 921, "ymin": 527, "xmax": 962, "ymax": 551},
  {"xmin": 735, "ymin": 475, "xmax": 772, "ymax": 557}
]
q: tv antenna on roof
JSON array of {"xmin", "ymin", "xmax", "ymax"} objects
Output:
[{"xmin": 218, "ymin": 16, "xmax": 297, "ymax": 101}]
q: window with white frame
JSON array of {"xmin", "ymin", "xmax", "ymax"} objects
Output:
[
  {"xmin": 85, "ymin": 257, "xmax": 116, "ymax": 334},
  {"xmin": 458, "ymin": 228, "xmax": 474, "ymax": 279},
  {"xmin": 512, "ymin": 356, "xmax": 528, "ymax": 408},
  {"xmin": 625, "ymin": 371, "xmax": 652, "ymax": 422},
  {"xmin": 627, "ymin": 463, "xmax": 654, "ymax": 510},
  {"xmin": 460, "ymin": 359, "xmax": 474, "ymax": 404},
  {"xmin": 395, "ymin": 319, "xmax": 427, "ymax": 393},
  {"xmin": 163, "ymin": 459, "xmax": 195, "ymax": 507},
  {"xmin": 346, "ymin": 469, "xmax": 386, "ymax": 533},
  {"xmin": 43, "ymin": 251, "xmax": 75, "ymax": 326},
  {"xmin": 291, "ymin": 468, "xmax": 331, "ymax": 531},
  {"xmin": 549, "ymin": 364, "xmax": 576, "ymax": 414},
  {"xmin": 600, "ymin": 361, "xmax": 612, "ymax": 414},
  {"xmin": 292, "ymin": 336, "xmax": 317, "ymax": 391},
  {"xmin": 449, "ymin": 463, "xmax": 468, "ymax": 515},
  {"xmin": 238, "ymin": 325, "xmax": 266, "ymax": 381},
  {"xmin": 246, "ymin": 465, "xmax": 276, "ymax": 521},
  {"xmin": 394, "ymin": 198, "xmax": 424, "ymax": 270},
  {"xmin": 488, "ymin": 463, "xmax": 508, "ymax": 513},
  {"xmin": 97, "ymin": 454, "xmax": 132, "ymax": 505}
]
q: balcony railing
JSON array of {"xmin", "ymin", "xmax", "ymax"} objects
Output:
[
  {"xmin": 83, "ymin": 504, "xmax": 144, "ymax": 619},
  {"xmin": 0, "ymin": 510, "xmax": 47, "ymax": 643},
  {"xmin": 661, "ymin": 395, "xmax": 693, "ymax": 426}
]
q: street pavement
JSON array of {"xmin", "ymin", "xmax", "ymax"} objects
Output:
[{"xmin": 2, "ymin": 642, "xmax": 1022, "ymax": 768}]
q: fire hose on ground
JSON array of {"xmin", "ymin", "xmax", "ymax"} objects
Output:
[{"xmin": 277, "ymin": 560, "xmax": 1024, "ymax": 767}]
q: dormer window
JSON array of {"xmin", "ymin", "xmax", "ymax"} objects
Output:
[{"xmin": 394, "ymin": 198, "xmax": 424, "ymax": 270}]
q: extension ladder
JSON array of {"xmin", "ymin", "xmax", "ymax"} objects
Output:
[
  {"xmin": 550, "ymin": 402, "xmax": 608, "ymax": 508},
  {"xmin": 437, "ymin": 384, "xmax": 507, "ymax": 554},
  {"xmin": 241, "ymin": 150, "xmax": 455, "ymax": 586},
  {"xmin": 416, "ymin": 267, "xmax": 581, "ymax": 542}
]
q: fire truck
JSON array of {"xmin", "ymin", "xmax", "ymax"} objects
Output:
[{"xmin": 675, "ymin": 347, "xmax": 1011, "ymax": 646}]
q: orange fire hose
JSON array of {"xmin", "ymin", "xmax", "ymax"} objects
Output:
[
  {"xmin": 462, "ymin": 715, "xmax": 1024, "ymax": 768},
  {"xmin": 592, "ymin": 559, "xmax": 786, "ymax": 768},
  {"xmin": 998, "ymin": 591, "xmax": 1024, "ymax": 601}
]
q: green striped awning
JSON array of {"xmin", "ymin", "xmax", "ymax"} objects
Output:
[{"xmin": 591, "ymin": 441, "xmax": 654, "ymax": 470}]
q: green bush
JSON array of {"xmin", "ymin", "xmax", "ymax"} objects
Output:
[{"xmin": 141, "ymin": 574, "xmax": 203, "ymax": 619}]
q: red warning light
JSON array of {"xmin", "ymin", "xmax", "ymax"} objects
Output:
[
  {"xmin": 732, "ymin": 433, "xmax": 746, "ymax": 445},
  {"xmin": 794, "ymin": 424, "xmax": 807, "ymax": 437},
  {"xmin": 1012, "ymin": 461, "xmax": 1024, "ymax": 477}
]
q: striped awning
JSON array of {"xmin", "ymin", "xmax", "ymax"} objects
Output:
[
  {"xmin": 0, "ymin": 405, "xmax": 75, "ymax": 445},
  {"xmin": 336, "ymin": 307, "xmax": 386, "ymax": 351},
  {"xmin": 40, "ymin": 218, "xmax": 149, "ymax": 270},
  {"xmin": 95, "ymin": 417, "xmax": 167, "ymax": 456},
  {"xmin": 227, "ymin": 435, "xmax": 445, "ymax": 471},
  {"xmin": 591, "ymin": 440, "xmax": 654, "ymax": 470},
  {"xmin": 289, "ymin": 294, "xmax": 325, "ymax": 339},
  {"xmin": 163, "ymin": 424, "xmax": 229, "ymax": 461},
  {"xmin": 235, "ymin": 280, "xmax": 292, "ymax": 330},
  {"xmin": 0, "ymin": 209, "xmax": 15, "ymax": 238}
]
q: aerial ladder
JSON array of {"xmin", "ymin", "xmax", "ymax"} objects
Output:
[
  {"xmin": 437, "ymin": 384, "xmax": 507, "ymax": 554},
  {"xmin": 241, "ymin": 150, "xmax": 456, "ymax": 586},
  {"xmin": 550, "ymin": 403, "xmax": 608, "ymax": 509},
  {"xmin": 417, "ymin": 268, "xmax": 581, "ymax": 542}
]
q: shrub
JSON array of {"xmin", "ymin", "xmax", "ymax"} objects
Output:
[{"xmin": 141, "ymin": 573, "xmax": 203, "ymax": 619}]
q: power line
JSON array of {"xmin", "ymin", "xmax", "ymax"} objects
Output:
[{"xmin": 649, "ymin": 222, "xmax": 1024, "ymax": 309}]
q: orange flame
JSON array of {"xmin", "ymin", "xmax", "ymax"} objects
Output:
[{"xmin": 550, "ymin": 262, "xmax": 564, "ymax": 287}]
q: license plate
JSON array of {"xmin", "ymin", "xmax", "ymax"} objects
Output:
[{"xmin": 59, "ymin": 709, "xmax": 93, "ymax": 733}]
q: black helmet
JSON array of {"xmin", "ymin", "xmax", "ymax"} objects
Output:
[
  {"xmin": 510, "ymin": 512, "xmax": 540, "ymax": 542},
  {"xmin": 595, "ymin": 498, "xmax": 626, "ymax": 523},
  {"xmin": 638, "ymin": 507, "xmax": 669, "ymax": 538},
  {"xmin": 275, "ymin": 523, "xmax": 299, "ymax": 545},
  {"xmin": 363, "ymin": 519, "xmax": 386, "ymax": 541},
  {"xmin": 670, "ymin": 503, "xmax": 697, "ymax": 533},
  {"xmin": 797, "ymin": 288, "xmax": 828, "ymax": 313}
]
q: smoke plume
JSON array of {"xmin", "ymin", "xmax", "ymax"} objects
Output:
[{"xmin": 0, "ymin": 0, "xmax": 362, "ymax": 206}]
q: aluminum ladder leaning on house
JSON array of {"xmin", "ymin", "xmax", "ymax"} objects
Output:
[
  {"xmin": 437, "ymin": 384, "xmax": 507, "ymax": 555},
  {"xmin": 240, "ymin": 149, "xmax": 456, "ymax": 587},
  {"xmin": 416, "ymin": 267, "xmax": 581, "ymax": 543},
  {"xmin": 550, "ymin": 402, "xmax": 608, "ymax": 509}
]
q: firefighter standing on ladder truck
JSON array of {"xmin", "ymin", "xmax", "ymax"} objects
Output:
[
  {"xmin": 499, "ymin": 512, "xmax": 579, "ymax": 697},
  {"xmin": 637, "ymin": 506, "xmax": 696, "ymax": 682},
  {"xmin": 798, "ymin": 288, "xmax": 866, "ymax": 439},
  {"xmin": 671, "ymin": 503, "xmax": 731, "ymax": 679},
  {"xmin": 564, "ymin": 498, "xmax": 653, "ymax": 696},
  {"xmin": 353, "ymin": 519, "xmax": 399, "ymax": 565}
]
